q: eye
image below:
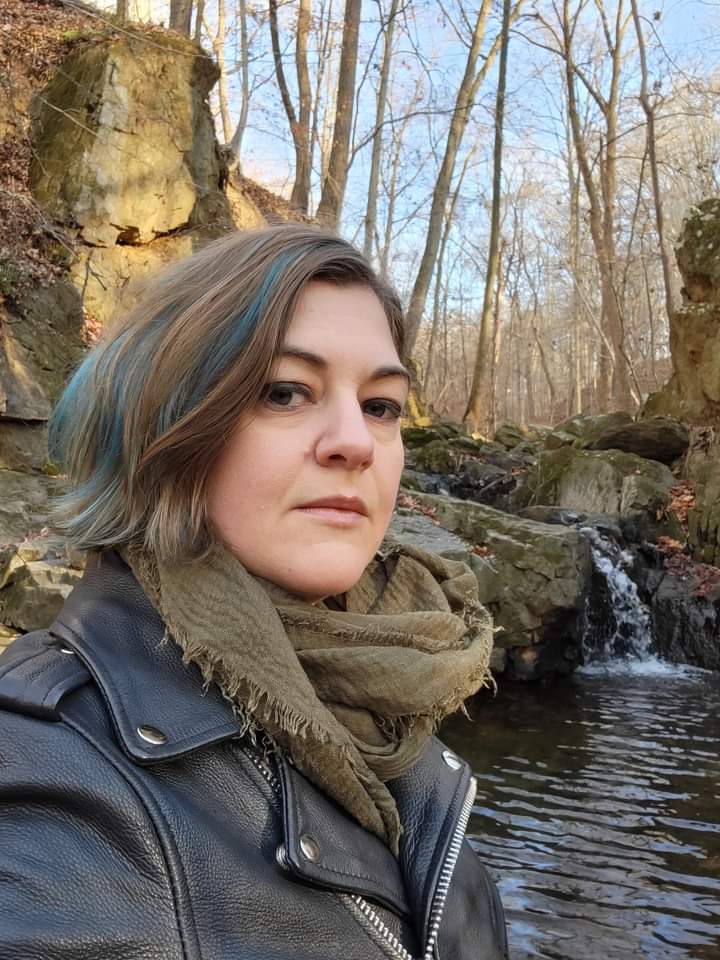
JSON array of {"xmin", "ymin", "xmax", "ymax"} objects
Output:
[
  {"xmin": 262, "ymin": 382, "xmax": 312, "ymax": 410},
  {"xmin": 363, "ymin": 398, "xmax": 403, "ymax": 421}
]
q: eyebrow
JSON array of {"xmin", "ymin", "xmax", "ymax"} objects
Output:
[{"xmin": 278, "ymin": 345, "xmax": 411, "ymax": 387}]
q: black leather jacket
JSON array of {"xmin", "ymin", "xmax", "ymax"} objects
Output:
[{"xmin": 0, "ymin": 551, "xmax": 507, "ymax": 960}]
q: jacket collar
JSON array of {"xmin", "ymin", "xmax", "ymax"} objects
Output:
[
  {"xmin": 50, "ymin": 550, "xmax": 473, "ymax": 938},
  {"xmin": 50, "ymin": 550, "xmax": 242, "ymax": 763}
]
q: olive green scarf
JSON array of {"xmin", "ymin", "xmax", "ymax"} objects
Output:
[{"xmin": 125, "ymin": 542, "xmax": 494, "ymax": 855}]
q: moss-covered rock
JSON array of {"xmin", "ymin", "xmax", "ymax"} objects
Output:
[
  {"xmin": 514, "ymin": 446, "xmax": 674, "ymax": 518},
  {"xmin": 587, "ymin": 416, "xmax": 689, "ymax": 464},
  {"xmin": 553, "ymin": 412, "xmax": 634, "ymax": 447},
  {"xmin": 544, "ymin": 429, "xmax": 577, "ymax": 450},
  {"xmin": 412, "ymin": 439, "xmax": 463, "ymax": 475},
  {"xmin": 388, "ymin": 498, "xmax": 591, "ymax": 679},
  {"xmin": 643, "ymin": 200, "xmax": 720, "ymax": 424},
  {"xmin": 494, "ymin": 422, "xmax": 548, "ymax": 449},
  {"xmin": 675, "ymin": 198, "xmax": 720, "ymax": 304},
  {"xmin": 397, "ymin": 493, "xmax": 590, "ymax": 657},
  {"xmin": 684, "ymin": 435, "xmax": 720, "ymax": 565}
]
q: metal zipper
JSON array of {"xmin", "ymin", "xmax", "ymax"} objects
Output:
[
  {"xmin": 422, "ymin": 775, "xmax": 478, "ymax": 960},
  {"xmin": 342, "ymin": 894, "xmax": 415, "ymax": 960},
  {"xmin": 242, "ymin": 740, "xmax": 476, "ymax": 960},
  {"xmin": 240, "ymin": 742, "xmax": 281, "ymax": 794}
]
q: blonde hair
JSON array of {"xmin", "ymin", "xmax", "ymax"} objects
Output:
[{"xmin": 49, "ymin": 225, "xmax": 405, "ymax": 559}]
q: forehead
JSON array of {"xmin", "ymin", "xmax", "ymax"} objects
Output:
[{"xmin": 285, "ymin": 282, "xmax": 398, "ymax": 356}]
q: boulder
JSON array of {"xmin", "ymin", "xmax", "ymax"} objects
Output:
[
  {"xmin": 548, "ymin": 412, "xmax": 633, "ymax": 448},
  {"xmin": 650, "ymin": 568, "xmax": 720, "ymax": 670},
  {"xmin": 0, "ymin": 558, "xmax": 82, "ymax": 633},
  {"xmin": 392, "ymin": 493, "xmax": 591, "ymax": 680},
  {"xmin": 514, "ymin": 447, "xmax": 674, "ymax": 517},
  {"xmin": 494, "ymin": 422, "xmax": 527, "ymax": 449},
  {"xmin": 401, "ymin": 427, "xmax": 446, "ymax": 449},
  {"xmin": 412, "ymin": 440, "xmax": 463, "ymax": 475},
  {"xmin": 0, "ymin": 470, "xmax": 60, "ymax": 544},
  {"xmin": 544, "ymin": 429, "xmax": 576, "ymax": 450},
  {"xmin": 587, "ymin": 416, "xmax": 689, "ymax": 464},
  {"xmin": 494, "ymin": 422, "xmax": 549, "ymax": 449},
  {"xmin": 685, "ymin": 436, "xmax": 720, "ymax": 565}
]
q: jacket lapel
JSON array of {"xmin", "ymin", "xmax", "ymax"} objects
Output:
[{"xmin": 388, "ymin": 737, "xmax": 474, "ymax": 946}]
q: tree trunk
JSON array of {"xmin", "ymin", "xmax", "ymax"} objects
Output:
[
  {"xmin": 559, "ymin": 0, "xmax": 633, "ymax": 412},
  {"xmin": 405, "ymin": 0, "xmax": 492, "ymax": 354},
  {"xmin": 193, "ymin": 0, "xmax": 204, "ymax": 42},
  {"xmin": 213, "ymin": 0, "xmax": 232, "ymax": 143},
  {"xmin": 116, "ymin": 0, "xmax": 128, "ymax": 19},
  {"xmin": 129, "ymin": 0, "xmax": 152, "ymax": 20},
  {"xmin": 363, "ymin": 0, "xmax": 400, "ymax": 260},
  {"xmin": 464, "ymin": 0, "xmax": 512, "ymax": 436},
  {"xmin": 226, "ymin": 0, "xmax": 250, "ymax": 171},
  {"xmin": 269, "ymin": 0, "xmax": 313, "ymax": 214},
  {"xmin": 292, "ymin": 0, "xmax": 313, "ymax": 213},
  {"xmin": 425, "ymin": 148, "xmax": 473, "ymax": 406},
  {"xmin": 405, "ymin": 0, "xmax": 525, "ymax": 356},
  {"xmin": 378, "ymin": 94, "xmax": 416, "ymax": 278},
  {"xmin": 169, "ymin": 0, "xmax": 193, "ymax": 34},
  {"xmin": 630, "ymin": 0, "xmax": 675, "ymax": 323},
  {"xmin": 316, "ymin": 0, "xmax": 362, "ymax": 228}
]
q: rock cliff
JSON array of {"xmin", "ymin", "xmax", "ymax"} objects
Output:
[{"xmin": 0, "ymin": 0, "xmax": 294, "ymax": 642}]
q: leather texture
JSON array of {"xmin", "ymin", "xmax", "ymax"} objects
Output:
[{"xmin": 0, "ymin": 551, "xmax": 509, "ymax": 960}]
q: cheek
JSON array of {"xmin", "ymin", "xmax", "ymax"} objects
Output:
[
  {"xmin": 207, "ymin": 431, "xmax": 299, "ymax": 527},
  {"xmin": 377, "ymin": 438, "xmax": 405, "ymax": 508}
]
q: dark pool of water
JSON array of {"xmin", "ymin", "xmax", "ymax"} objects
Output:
[{"xmin": 442, "ymin": 662, "xmax": 720, "ymax": 960}]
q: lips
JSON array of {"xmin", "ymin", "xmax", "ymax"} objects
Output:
[{"xmin": 296, "ymin": 496, "xmax": 368, "ymax": 516}]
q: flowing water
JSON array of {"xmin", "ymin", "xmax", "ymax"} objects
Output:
[{"xmin": 441, "ymin": 531, "xmax": 720, "ymax": 959}]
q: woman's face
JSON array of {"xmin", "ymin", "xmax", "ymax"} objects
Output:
[{"xmin": 206, "ymin": 281, "xmax": 408, "ymax": 600}]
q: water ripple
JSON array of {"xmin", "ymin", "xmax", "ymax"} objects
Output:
[{"xmin": 442, "ymin": 670, "xmax": 720, "ymax": 960}]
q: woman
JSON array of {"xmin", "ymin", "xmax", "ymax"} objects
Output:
[{"xmin": 0, "ymin": 225, "xmax": 507, "ymax": 960}]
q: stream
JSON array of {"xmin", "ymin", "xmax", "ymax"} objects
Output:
[{"xmin": 442, "ymin": 526, "xmax": 720, "ymax": 959}]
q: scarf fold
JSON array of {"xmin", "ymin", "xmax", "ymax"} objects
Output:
[{"xmin": 125, "ymin": 541, "xmax": 494, "ymax": 855}]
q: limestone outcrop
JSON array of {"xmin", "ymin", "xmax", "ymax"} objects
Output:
[
  {"xmin": 644, "ymin": 199, "xmax": 720, "ymax": 424},
  {"xmin": 29, "ymin": 30, "xmax": 235, "ymax": 328},
  {"xmin": 0, "ymin": 8, "xmax": 282, "ymax": 472}
]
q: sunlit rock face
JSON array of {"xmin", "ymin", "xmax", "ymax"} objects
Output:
[{"xmin": 27, "ymin": 30, "xmax": 236, "ymax": 327}]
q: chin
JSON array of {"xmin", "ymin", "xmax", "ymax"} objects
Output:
[{"xmin": 277, "ymin": 543, "xmax": 376, "ymax": 600}]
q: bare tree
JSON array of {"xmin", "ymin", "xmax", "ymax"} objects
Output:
[
  {"xmin": 225, "ymin": 0, "xmax": 251, "ymax": 170},
  {"xmin": 404, "ymin": 0, "xmax": 523, "ymax": 356},
  {"xmin": 170, "ymin": 0, "xmax": 193, "ymax": 34},
  {"xmin": 363, "ymin": 0, "xmax": 400, "ymax": 260},
  {"xmin": 465, "ymin": 0, "xmax": 513, "ymax": 436},
  {"xmin": 317, "ymin": 0, "xmax": 363, "ymax": 227},
  {"xmin": 269, "ymin": 0, "xmax": 313, "ymax": 213},
  {"xmin": 550, "ymin": 0, "xmax": 635, "ymax": 410},
  {"xmin": 211, "ymin": 0, "xmax": 233, "ymax": 143},
  {"xmin": 630, "ymin": 0, "xmax": 675, "ymax": 323}
]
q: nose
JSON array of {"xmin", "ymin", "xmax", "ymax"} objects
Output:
[{"xmin": 314, "ymin": 394, "xmax": 374, "ymax": 469}]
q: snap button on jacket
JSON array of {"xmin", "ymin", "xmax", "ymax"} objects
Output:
[{"xmin": 0, "ymin": 550, "xmax": 508, "ymax": 960}]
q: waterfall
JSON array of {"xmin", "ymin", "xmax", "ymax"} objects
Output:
[{"xmin": 580, "ymin": 526, "xmax": 654, "ymax": 664}]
